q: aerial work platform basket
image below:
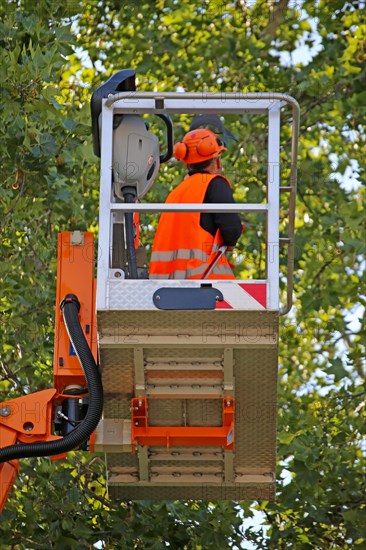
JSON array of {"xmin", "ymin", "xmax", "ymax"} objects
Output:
[
  {"xmin": 0, "ymin": 74, "xmax": 299, "ymax": 511},
  {"xmin": 93, "ymin": 85, "xmax": 299, "ymax": 501}
]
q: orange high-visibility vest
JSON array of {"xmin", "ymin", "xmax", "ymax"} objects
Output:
[{"xmin": 149, "ymin": 173, "xmax": 235, "ymax": 280}]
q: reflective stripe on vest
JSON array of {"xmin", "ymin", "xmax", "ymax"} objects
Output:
[{"xmin": 150, "ymin": 248, "xmax": 209, "ymax": 263}]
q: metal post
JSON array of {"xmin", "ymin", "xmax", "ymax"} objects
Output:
[
  {"xmin": 97, "ymin": 101, "xmax": 114, "ymax": 310},
  {"xmin": 267, "ymin": 105, "xmax": 281, "ymax": 310}
]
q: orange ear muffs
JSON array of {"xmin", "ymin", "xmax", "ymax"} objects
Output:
[
  {"xmin": 196, "ymin": 136, "xmax": 218, "ymax": 157},
  {"xmin": 174, "ymin": 130, "xmax": 227, "ymax": 164},
  {"xmin": 174, "ymin": 141, "xmax": 188, "ymax": 160}
]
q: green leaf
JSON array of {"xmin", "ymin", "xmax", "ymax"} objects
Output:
[{"xmin": 328, "ymin": 358, "xmax": 348, "ymax": 382}]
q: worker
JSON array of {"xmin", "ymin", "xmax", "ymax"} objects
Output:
[{"xmin": 149, "ymin": 128, "xmax": 242, "ymax": 279}]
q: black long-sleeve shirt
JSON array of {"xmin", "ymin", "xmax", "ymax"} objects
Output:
[{"xmin": 199, "ymin": 176, "xmax": 242, "ymax": 247}]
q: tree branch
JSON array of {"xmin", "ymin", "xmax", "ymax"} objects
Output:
[
  {"xmin": 311, "ymin": 251, "xmax": 343, "ymax": 285},
  {"xmin": 260, "ymin": 0, "xmax": 289, "ymax": 42},
  {"xmin": 0, "ymin": 359, "xmax": 25, "ymax": 394},
  {"xmin": 297, "ymin": 188, "xmax": 316, "ymax": 215}
]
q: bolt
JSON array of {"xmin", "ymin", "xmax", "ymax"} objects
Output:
[
  {"xmin": 0, "ymin": 406, "xmax": 11, "ymax": 417},
  {"xmin": 226, "ymin": 399, "xmax": 232, "ymax": 407},
  {"xmin": 216, "ymin": 295, "xmax": 220, "ymax": 300},
  {"xmin": 155, "ymin": 295, "xmax": 160, "ymax": 301},
  {"xmin": 138, "ymin": 400, "xmax": 143, "ymax": 407}
]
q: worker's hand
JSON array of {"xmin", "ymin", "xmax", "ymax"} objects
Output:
[
  {"xmin": 241, "ymin": 222, "xmax": 246, "ymax": 234},
  {"xmin": 226, "ymin": 246, "xmax": 235, "ymax": 252}
]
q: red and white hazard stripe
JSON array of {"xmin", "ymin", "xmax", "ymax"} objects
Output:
[{"xmin": 214, "ymin": 282, "xmax": 267, "ymax": 310}]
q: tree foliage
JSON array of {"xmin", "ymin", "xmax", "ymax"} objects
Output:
[{"xmin": 0, "ymin": 0, "xmax": 365, "ymax": 548}]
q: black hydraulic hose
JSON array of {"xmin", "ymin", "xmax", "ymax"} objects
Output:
[
  {"xmin": 0, "ymin": 294, "xmax": 103, "ymax": 463},
  {"xmin": 124, "ymin": 191, "xmax": 138, "ymax": 279}
]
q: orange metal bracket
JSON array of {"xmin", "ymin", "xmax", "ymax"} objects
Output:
[
  {"xmin": 53, "ymin": 232, "xmax": 97, "ymax": 392},
  {"xmin": 131, "ymin": 397, "xmax": 234, "ymax": 451},
  {"xmin": 0, "ymin": 389, "xmax": 60, "ymax": 445},
  {"xmin": 0, "ymin": 389, "xmax": 61, "ymax": 513}
]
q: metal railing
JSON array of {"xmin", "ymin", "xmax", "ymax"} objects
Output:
[{"xmin": 98, "ymin": 92, "xmax": 299, "ymax": 314}]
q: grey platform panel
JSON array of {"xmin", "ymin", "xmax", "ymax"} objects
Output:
[{"xmin": 96, "ymin": 309, "xmax": 279, "ymax": 501}]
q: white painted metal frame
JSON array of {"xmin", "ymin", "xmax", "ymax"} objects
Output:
[
  {"xmin": 267, "ymin": 105, "xmax": 280, "ymax": 309},
  {"xmin": 97, "ymin": 93, "xmax": 299, "ymax": 313}
]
